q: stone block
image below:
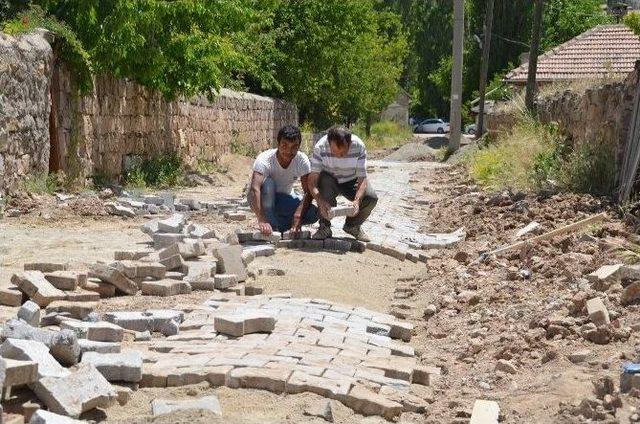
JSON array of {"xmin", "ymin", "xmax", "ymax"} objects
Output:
[
  {"xmin": 4, "ymin": 358, "xmax": 38, "ymax": 387},
  {"xmin": 81, "ymin": 351, "xmax": 143, "ymax": 382},
  {"xmin": 29, "ymin": 409, "xmax": 87, "ymax": 424},
  {"xmin": 140, "ymin": 219, "xmax": 160, "ymax": 236},
  {"xmin": 11, "ymin": 272, "xmax": 67, "ymax": 307},
  {"xmin": 78, "ymin": 339, "xmax": 121, "ymax": 355},
  {"xmin": 228, "ymin": 367, "xmax": 292, "ymax": 394},
  {"xmin": 378, "ymin": 386, "xmax": 429, "ymax": 413},
  {"xmin": 24, "ymin": 263, "xmax": 68, "ymax": 273},
  {"xmin": 214, "ymin": 274, "xmax": 237, "ymax": 289},
  {"xmin": 114, "ymin": 250, "xmax": 152, "ymax": 261},
  {"xmin": 63, "ymin": 289, "xmax": 100, "ymax": 303},
  {"xmin": 387, "ymin": 321, "xmax": 413, "ymax": 342},
  {"xmin": 60, "ymin": 320, "xmax": 124, "ymax": 342},
  {"xmin": 328, "ymin": 206, "xmax": 357, "ymax": 219},
  {"xmin": 2, "ymin": 319, "xmax": 80, "ymax": 366},
  {"xmin": 243, "ymin": 245, "xmax": 276, "ymax": 258},
  {"xmin": 82, "ymin": 280, "xmax": 116, "ymax": 298},
  {"xmin": 179, "ymin": 240, "xmax": 207, "ymax": 259},
  {"xmin": 0, "ymin": 286, "xmax": 24, "ymax": 306},
  {"xmin": 586, "ymin": 264, "xmax": 624, "ymax": 284},
  {"xmin": 0, "ymin": 339, "xmax": 69, "ymax": 379},
  {"xmin": 244, "ymin": 314, "xmax": 276, "ymax": 334},
  {"xmin": 187, "ymin": 223, "xmax": 216, "ymax": 239},
  {"xmin": 470, "ymin": 399, "xmax": 500, "ymax": 424},
  {"xmin": 32, "ymin": 362, "xmax": 117, "ymax": 418},
  {"xmin": 323, "ymin": 239, "xmax": 352, "ymax": 252},
  {"xmin": 110, "ymin": 260, "xmax": 166, "ymax": 280},
  {"xmin": 186, "ymin": 278, "xmax": 216, "ymax": 291},
  {"xmin": 44, "ymin": 271, "xmax": 82, "ymax": 291},
  {"xmin": 141, "ymin": 279, "xmax": 192, "ymax": 297},
  {"xmin": 106, "ymin": 203, "xmax": 135, "ymax": 217},
  {"xmin": 214, "ymin": 316, "xmax": 244, "ymax": 337},
  {"xmin": 88, "ymin": 264, "xmax": 138, "ymax": 295},
  {"xmin": 104, "ymin": 311, "xmax": 153, "ymax": 333},
  {"xmin": 286, "ymin": 371, "xmax": 352, "ymax": 398},
  {"xmin": 18, "ymin": 300, "xmax": 41, "ymax": 327},
  {"xmin": 157, "ymin": 213, "xmax": 186, "ymax": 233},
  {"xmin": 344, "ymin": 385, "xmax": 403, "ymax": 420},
  {"xmin": 159, "ymin": 254, "xmax": 185, "ymax": 271},
  {"xmin": 241, "ymin": 250, "xmax": 256, "ymax": 265},
  {"xmin": 46, "ymin": 301, "xmax": 96, "ymax": 320},
  {"xmin": 224, "ymin": 211, "xmax": 246, "ymax": 221},
  {"xmin": 245, "ymin": 285, "xmax": 264, "ymax": 296},
  {"xmin": 282, "ymin": 230, "xmax": 311, "ymax": 240},
  {"xmin": 213, "ymin": 244, "xmax": 247, "ymax": 282},
  {"xmin": 412, "ymin": 365, "xmax": 441, "ymax": 386},
  {"xmin": 586, "ymin": 297, "xmax": 610, "ymax": 326},
  {"xmin": 152, "ymin": 396, "xmax": 222, "ymax": 417},
  {"xmin": 153, "ymin": 233, "xmax": 186, "ymax": 249}
]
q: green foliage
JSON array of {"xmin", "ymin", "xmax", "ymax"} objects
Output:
[
  {"xmin": 124, "ymin": 153, "xmax": 184, "ymax": 189},
  {"xmin": 3, "ymin": 6, "xmax": 93, "ymax": 92},
  {"xmin": 23, "ymin": 172, "xmax": 61, "ymax": 194},
  {"xmin": 353, "ymin": 120, "xmax": 413, "ymax": 150},
  {"xmin": 230, "ymin": 130, "xmax": 258, "ymax": 157},
  {"xmin": 469, "ymin": 110, "xmax": 617, "ymax": 197},
  {"xmin": 625, "ymin": 11, "xmax": 640, "ymax": 35},
  {"xmin": 266, "ymin": 0, "xmax": 407, "ymax": 128}
]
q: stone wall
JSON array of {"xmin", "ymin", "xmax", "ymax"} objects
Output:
[
  {"xmin": 536, "ymin": 69, "xmax": 638, "ymax": 157},
  {"xmin": 0, "ymin": 29, "xmax": 297, "ymax": 194},
  {"xmin": 52, "ymin": 68, "xmax": 298, "ymax": 180},
  {"xmin": 487, "ymin": 67, "xmax": 640, "ymax": 170},
  {"xmin": 0, "ymin": 30, "xmax": 54, "ymax": 195}
]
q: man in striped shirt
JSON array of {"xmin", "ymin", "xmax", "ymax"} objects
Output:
[{"xmin": 308, "ymin": 126, "xmax": 378, "ymax": 241}]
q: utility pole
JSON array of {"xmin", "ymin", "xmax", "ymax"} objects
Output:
[
  {"xmin": 476, "ymin": 0, "xmax": 495, "ymax": 138},
  {"xmin": 449, "ymin": 0, "xmax": 464, "ymax": 151},
  {"xmin": 525, "ymin": 0, "xmax": 544, "ymax": 113}
]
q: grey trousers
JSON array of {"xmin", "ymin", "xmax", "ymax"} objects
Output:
[{"xmin": 317, "ymin": 171, "xmax": 378, "ymax": 228}]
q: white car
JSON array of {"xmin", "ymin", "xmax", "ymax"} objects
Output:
[{"xmin": 413, "ymin": 118, "xmax": 450, "ymax": 134}]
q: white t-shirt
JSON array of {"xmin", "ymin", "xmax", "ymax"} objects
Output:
[{"xmin": 252, "ymin": 149, "xmax": 311, "ymax": 194}]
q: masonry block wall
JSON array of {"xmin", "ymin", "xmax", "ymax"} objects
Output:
[
  {"xmin": 0, "ymin": 30, "xmax": 297, "ymax": 194},
  {"xmin": 0, "ymin": 30, "xmax": 54, "ymax": 195},
  {"xmin": 52, "ymin": 70, "xmax": 298, "ymax": 179}
]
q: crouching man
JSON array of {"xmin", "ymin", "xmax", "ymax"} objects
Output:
[
  {"xmin": 308, "ymin": 126, "xmax": 378, "ymax": 241},
  {"xmin": 248, "ymin": 125, "xmax": 319, "ymax": 235}
]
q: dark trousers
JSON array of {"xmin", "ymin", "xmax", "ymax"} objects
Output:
[{"xmin": 317, "ymin": 171, "xmax": 378, "ymax": 228}]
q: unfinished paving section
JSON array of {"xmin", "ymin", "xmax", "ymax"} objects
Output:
[{"xmin": 140, "ymin": 293, "xmax": 436, "ymax": 420}]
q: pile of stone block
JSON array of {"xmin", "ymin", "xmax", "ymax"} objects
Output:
[{"xmin": 104, "ymin": 192, "xmax": 251, "ymax": 219}]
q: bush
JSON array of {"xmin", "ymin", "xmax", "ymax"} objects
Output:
[
  {"xmin": 468, "ymin": 111, "xmax": 617, "ymax": 197},
  {"xmin": 468, "ymin": 113, "xmax": 560, "ymax": 190},
  {"xmin": 354, "ymin": 120, "xmax": 413, "ymax": 150},
  {"xmin": 124, "ymin": 153, "xmax": 184, "ymax": 189}
]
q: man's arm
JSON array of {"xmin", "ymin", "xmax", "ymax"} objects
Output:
[
  {"xmin": 350, "ymin": 177, "xmax": 368, "ymax": 217},
  {"xmin": 291, "ymin": 174, "xmax": 313, "ymax": 232},
  {"xmin": 308, "ymin": 171, "xmax": 331, "ymax": 219},
  {"xmin": 249, "ymin": 171, "xmax": 272, "ymax": 235}
]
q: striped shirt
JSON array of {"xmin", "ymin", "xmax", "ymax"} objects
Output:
[{"xmin": 310, "ymin": 135, "xmax": 367, "ymax": 183}]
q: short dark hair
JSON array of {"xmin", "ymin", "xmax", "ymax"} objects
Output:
[
  {"xmin": 277, "ymin": 125, "xmax": 302, "ymax": 144},
  {"xmin": 327, "ymin": 125, "xmax": 352, "ymax": 147}
]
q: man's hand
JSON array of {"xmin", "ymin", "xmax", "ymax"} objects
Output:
[
  {"xmin": 258, "ymin": 221, "xmax": 273, "ymax": 236},
  {"xmin": 317, "ymin": 200, "xmax": 331, "ymax": 220},
  {"xmin": 350, "ymin": 200, "xmax": 360, "ymax": 217}
]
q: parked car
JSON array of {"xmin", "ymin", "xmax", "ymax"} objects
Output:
[
  {"xmin": 465, "ymin": 124, "xmax": 477, "ymax": 135},
  {"xmin": 413, "ymin": 118, "xmax": 450, "ymax": 134}
]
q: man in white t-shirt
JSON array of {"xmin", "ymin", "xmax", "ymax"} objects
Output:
[{"xmin": 248, "ymin": 125, "xmax": 318, "ymax": 235}]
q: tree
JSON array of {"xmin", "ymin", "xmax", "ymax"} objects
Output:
[{"xmin": 265, "ymin": 0, "xmax": 407, "ymax": 128}]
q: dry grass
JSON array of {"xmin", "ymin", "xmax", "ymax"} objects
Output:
[{"xmin": 537, "ymin": 75, "xmax": 623, "ymax": 99}]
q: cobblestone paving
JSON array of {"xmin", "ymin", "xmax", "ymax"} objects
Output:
[
  {"xmin": 329, "ymin": 160, "xmax": 464, "ymax": 254},
  {"xmin": 139, "ymin": 293, "xmax": 436, "ymax": 419}
]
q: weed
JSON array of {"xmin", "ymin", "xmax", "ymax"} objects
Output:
[
  {"xmin": 23, "ymin": 172, "xmax": 60, "ymax": 194},
  {"xmin": 197, "ymin": 159, "xmax": 228, "ymax": 175},
  {"xmin": 124, "ymin": 153, "xmax": 184, "ymax": 189},
  {"xmin": 353, "ymin": 120, "xmax": 413, "ymax": 151},
  {"xmin": 230, "ymin": 130, "xmax": 258, "ymax": 157}
]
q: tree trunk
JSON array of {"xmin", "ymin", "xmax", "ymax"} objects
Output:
[
  {"xmin": 477, "ymin": 0, "xmax": 494, "ymax": 139},
  {"xmin": 526, "ymin": 0, "xmax": 544, "ymax": 113}
]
